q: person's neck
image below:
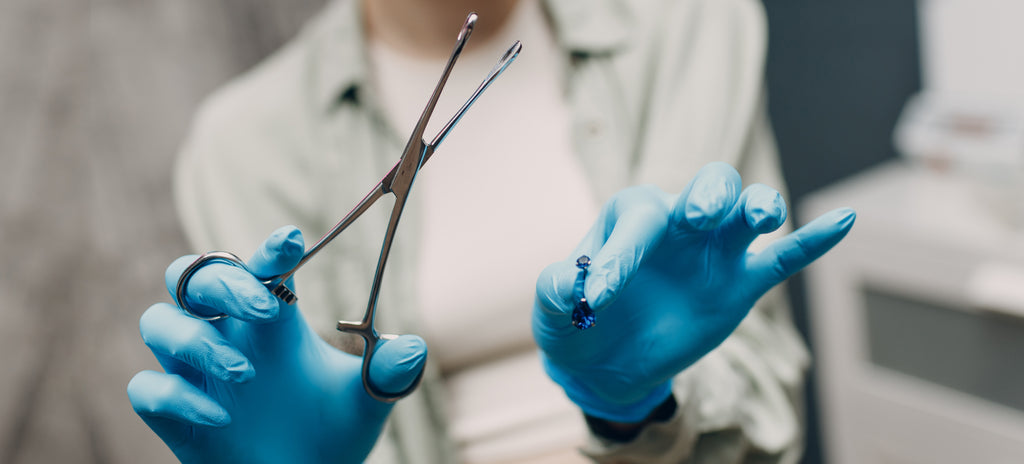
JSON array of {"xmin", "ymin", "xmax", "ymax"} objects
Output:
[{"xmin": 363, "ymin": 0, "xmax": 521, "ymax": 57}]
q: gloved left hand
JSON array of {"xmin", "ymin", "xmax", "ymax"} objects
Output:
[
  {"xmin": 534, "ymin": 162, "xmax": 855, "ymax": 423},
  {"xmin": 127, "ymin": 226, "xmax": 427, "ymax": 463}
]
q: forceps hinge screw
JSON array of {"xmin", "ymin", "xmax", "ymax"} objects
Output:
[{"xmin": 270, "ymin": 285, "xmax": 297, "ymax": 305}]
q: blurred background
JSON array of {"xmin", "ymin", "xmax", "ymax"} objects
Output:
[{"xmin": 1, "ymin": 0, "xmax": 1021, "ymax": 463}]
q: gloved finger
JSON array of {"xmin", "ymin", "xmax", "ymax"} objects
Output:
[
  {"xmin": 245, "ymin": 226, "xmax": 306, "ymax": 327},
  {"xmin": 533, "ymin": 259, "xmax": 582, "ymax": 335},
  {"xmin": 245, "ymin": 225, "xmax": 305, "ymax": 280},
  {"xmin": 164, "ymin": 226, "xmax": 305, "ymax": 322},
  {"xmin": 715, "ymin": 183, "xmax": 788, "ymax": 255},
  {"xmin": 166, "ymin": 255, "xmax": 279, "ymax": 322},
  {"xmin": 127, "ymin": 370, "xmax": 230, "ymax": 449},
  {"xmin": 367, "ymin": 334, "xmax": 428, "ymax": 397},
  {"xmin": 669, "ymin": 162, "xmax": 742, "ymax": 233},
  {"xmin": 140, "ymin": 302, "xmax": 255, "ymax": 383},
  {"xmin": 746, "ymin": 208, "xmax": 855, "ymax": 294},
  {"xmin": 571, "ymin": 186, "xmax": 670, "ymax": 309}
]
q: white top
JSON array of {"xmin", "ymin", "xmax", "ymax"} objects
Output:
[
  {"xmin": 177, "ymin": 0, "xmax": 808, "ymax": 461},
  {"xmin": 368, "ymin": 1, "xmax": 599, "ymax": 461}
]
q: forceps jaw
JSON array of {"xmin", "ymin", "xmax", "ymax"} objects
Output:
[
  {"xmin": 378, "ymin": 38, "xmax": 521, "ymax": 192},
  {"xmin": 457, "ymin": 13, "xmax": 476, "ymax": 43},
  {"xmin": 385, "ymin": 13, "xmax": 478, "ymax": 196},
  {"xmin": 429, "ymin": 40, "xmax": 521, "ymax": 150}
]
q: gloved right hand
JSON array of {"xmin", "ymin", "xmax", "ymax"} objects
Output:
[
  {"xmin": 127, "ymin": 226, "xmax": 427, "ymax": 464},
  {"xmin": 533, "ymin": 163, "xmax": 854, "ymax": 423}
]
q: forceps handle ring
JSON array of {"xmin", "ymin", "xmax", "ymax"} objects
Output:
[
  {"xmin": 175, "ymin": 251, "xmax": 296, "ymax": 321},
  {"xmin": 336, "ymin": 320, "xmax": 425, "ymax": 403}
]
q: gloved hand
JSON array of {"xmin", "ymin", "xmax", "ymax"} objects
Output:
[
  {"xmin": 127, "ymin": 226, "xmax": 427, "ymax": 463},
  {"xmin": 533, "ymin": 162, "xmax": 855, "ymax": 423}
]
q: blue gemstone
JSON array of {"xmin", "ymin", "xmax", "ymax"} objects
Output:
[
  {"xmin": 576, "ymin": 255, "xmax": 591, "ymax": 269},
  {"xmin": 572, "ymin": 297, "xmax": 596, "ymax": 330}
]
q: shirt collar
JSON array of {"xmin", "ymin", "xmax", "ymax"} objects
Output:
[
  {"xmin": 310, "ymin": 0, "xmax": 369, "ymax": 112},
  {"xmin": 543, "ymin": 0, "xmax": 631, "ymax": 54},
  {"xmin": 311, "ymin": 0, "xmax": 631, "ymax": 112}
]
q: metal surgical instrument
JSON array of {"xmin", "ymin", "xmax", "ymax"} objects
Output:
[{"xmin": 174, "ymin": 13, "xmax": 521, "ymax": 402}]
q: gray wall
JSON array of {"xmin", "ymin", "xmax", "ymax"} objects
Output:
[
  {"xmin": 763, "ymin": 1, "xmax": 922, "ymax": 463},
  {"xmin": 0, "ymin": 1, "xmax": 324, "ymax": 462}
]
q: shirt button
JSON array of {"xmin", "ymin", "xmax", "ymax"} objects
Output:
[{"xmin": 586, "ymin": 119, "xmax": 604, "ymax": 136}]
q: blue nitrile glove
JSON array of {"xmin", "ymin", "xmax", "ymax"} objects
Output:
[
  {"xmin": 533, "ymin": 162, "xmax": 855, "ymax": 423},
  {"xmin": 127, "ymin": 226, "xmax": 426, "ymax": 464}
]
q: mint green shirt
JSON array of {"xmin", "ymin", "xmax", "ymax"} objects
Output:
[{"xmin": 175, "ymin": 0, "xmax": 809, "ymax": 462}]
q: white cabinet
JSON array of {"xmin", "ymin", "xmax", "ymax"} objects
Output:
[{"xmin": 801, "ymin": 161, "xmax": 1024, "ymax": 464}]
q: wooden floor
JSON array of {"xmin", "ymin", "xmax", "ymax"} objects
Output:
[{"xmin": 0, "ymin": 1, "xmax": 325, "ymax": 462}]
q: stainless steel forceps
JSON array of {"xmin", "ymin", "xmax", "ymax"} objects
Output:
[{"xmin": 174, "ymin": 13, "xmax": 521, "ymax": 402}]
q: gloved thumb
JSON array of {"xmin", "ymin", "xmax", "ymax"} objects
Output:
[
  {"xmin": 532, "ymin": 259, "xmax": 585, "ymax": 337},
  {"xmin": 367, "ymin": 335, "xmax": 428, "ymax": 396},
  {"xmin": 247, "ymin": 226, "xmax": 305, "ymax": 280}
]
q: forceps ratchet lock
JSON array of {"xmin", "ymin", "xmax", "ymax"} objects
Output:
[{"xmin": 174, "ymin": 13, "xmax": 521, "ymax": 402}]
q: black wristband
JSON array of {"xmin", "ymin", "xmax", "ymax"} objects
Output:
[{"xmin": 584, "ymin": 394, "xmax": 678, "ymax": 442}]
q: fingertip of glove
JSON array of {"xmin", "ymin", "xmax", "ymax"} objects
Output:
[
  {"xmin": 682, "ymin": 163, "xmax": 741, "ymax": 230},
  {"xmin": 369, "ymin": 336, "xmax": 428, "ymax": 395},
  {"xmin": 834, "ymin": 207, "xmax": 857, "ymax": 229},
  {"xmin": 268, "ymin": 225, "xmax": 304, "ymax": 258},
  {"xmin": 747, "ymin": 195, "xmax": 786, "ymax": 233},
  {"xmin": 165, "ymin": 255, "xmax": 199, "ymax": 295},
  {"xmin": 249, "ymin": 226, "xmax": 305, "ymax": 280},
  {"xmin": 806, "ymin": 208, "xmax": 856, "ymax": 242},
  {"xmin": 389, "ymin": 335, "xmax": 428, "ymax": 360},
  {"xmin": 127, "ymin": 371, "xmax": 231, "ymax": 427},
  {"xmin": 535, "ymin": 261, "xmax": 579, "ymax": 315}
]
